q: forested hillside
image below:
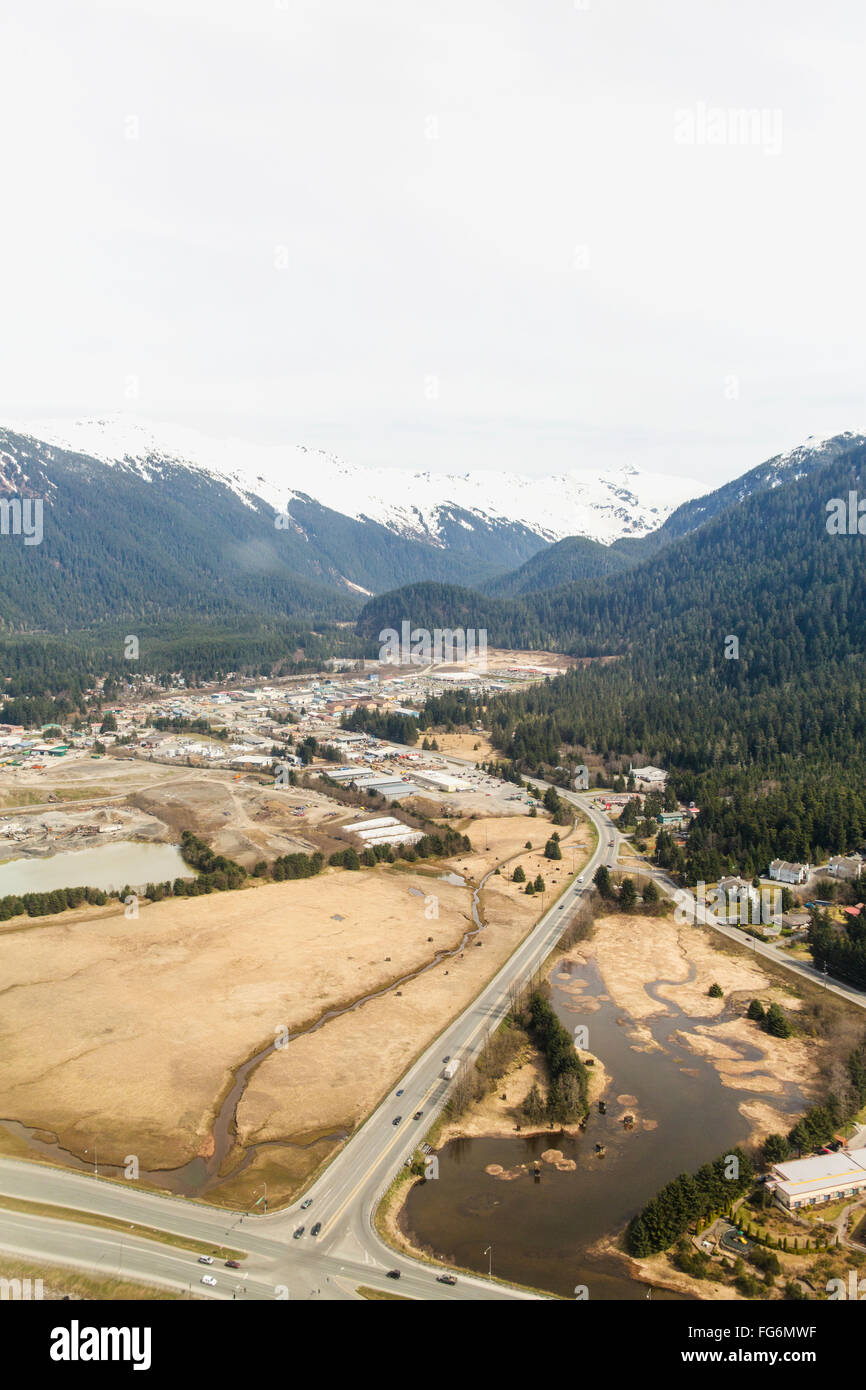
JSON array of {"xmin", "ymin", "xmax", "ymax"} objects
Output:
[
  {"xmin": 483, "ymin": 534, "xmax": 631, "ymax": 596},
  {"xmin": 390, "ymin": 443, "xmax": 866, "ymax": 873},
  {"xmin": 0, "ymin": 430, "xmax": 547, "ymax": 632}
]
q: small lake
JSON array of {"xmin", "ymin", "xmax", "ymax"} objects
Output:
[
  {"xmin": 403, "ymin": 954, "xmax": 803, "ymax": 1299},
  {"xmin": 0, "ymin": 842, "xmax": 194, "ymax": 895}
]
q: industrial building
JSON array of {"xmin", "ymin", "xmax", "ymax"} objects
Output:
[
  {"xmin": 769, "ymin": 1148, "xmax": 866, "ymax": 1209},
  {"xmin": 412, "ymin": 770, "xmax": 464, "ymax": 793},
  {"xmin": 345, "ymin": 816, "xmax": 423, "ymax": 848}
]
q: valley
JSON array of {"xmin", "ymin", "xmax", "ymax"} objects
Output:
[{"xmin": 5, "ymin": 425, "xmax": 866, "ymax": 1312}]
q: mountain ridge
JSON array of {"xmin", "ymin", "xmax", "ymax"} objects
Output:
[{"xmin": 12, "ymin": 415, "xmax": 703, "ymax": 548}]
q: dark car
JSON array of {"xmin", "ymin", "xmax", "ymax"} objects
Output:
[
  {"xmin": 436, "ymin": 1274, "xmax": 457, "ymax": 1285},
  {"xmin": 396, "ymin": 1089, "xmax": 404, "ymax": 1097},
  {"xmin": 224, "ymin": 1259, "xmax": 241, "ymax": 1269},
  {"xmin": 310, "ymin": 1222, "xmax": 321, "ymax": 1237},
  {"xmin": 442, "ymin": 1055, "xmax": 451, "ymax": 1063},
  {"xmin": 413, "ymin": 1111, "xmax": 423, "ymax": 1120},
  {"xmin": 293, "ymin": 1226, "xmax": 304, "ymax": 1239},
  {"xmin": 392, "ymin": 1115, "xmax": 402, "ymax": 1125},
  {"xmin": 386, "ymin": 1269, "xmax": 401, "ymax": 1279}
]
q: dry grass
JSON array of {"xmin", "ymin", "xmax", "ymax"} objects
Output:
[{"xmin": 0, "ymin": 1251, "xmax": 188, "ymax": 1300}]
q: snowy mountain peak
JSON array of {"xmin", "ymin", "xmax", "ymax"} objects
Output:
[{"xmin": 12, "ymin": 415, "xmax": 703, "ymax": 546}]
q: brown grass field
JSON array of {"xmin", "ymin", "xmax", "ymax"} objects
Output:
[{"xmin": 0, "ymin": 806, "xmax": 592, "ymax": 1207}]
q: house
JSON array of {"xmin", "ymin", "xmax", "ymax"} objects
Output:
[
  {"xmin": 768, "ymin": 859, "xmax": 810, "ymax": 884},
  {"xmin": 717, "ymin": 876, "xmax": 761, "ymax": 921},
  {"xmin": 781, "ymin": 910, "xmax": 811, "ymax": 932},
  {"xmin": 769, "ymin": 1147, "xmax": 866, "ymax": 1210},
  {"xmin": 828, "ymin": 855, "xmax": 863, "ymax": 880},
  {"xmin": 573, "ymin": 764, "xmax": 589, "ymax": 791}
]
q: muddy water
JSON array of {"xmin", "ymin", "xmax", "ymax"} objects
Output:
[
  {"xmin": 0, "ymin": 842, "xmax": 192, "ymax": 894},
  {"xmin": 402, "ymin": 956, "xmax": 803, "ymax": 1299}
]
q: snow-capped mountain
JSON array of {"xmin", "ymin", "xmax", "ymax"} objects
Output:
[
  {"xmin": 1, "ymin": 417, "xmax": 864, "ymax": 635},
  {"xmin": 646, "ymin": 431, "xmax": 866, "ymax": 545},
  {"xmin": 13, "ymin": 416, "xmax": 703, "ymax": 547}
]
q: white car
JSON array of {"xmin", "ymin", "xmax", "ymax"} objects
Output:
[
  {"xmin": 577, "ymin": 875, "xmax": 584, "ymax": 883},
  {"xmin": 197, "ymin": 1255, "xmax": 214, "ymax": 1264},
  {"xmin": 200, "ymin": 1274, "xmax": 217, "ymax": 1287}
]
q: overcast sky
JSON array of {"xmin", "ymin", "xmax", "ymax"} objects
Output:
[{"xmin": 2, "ymin": 0, "xmax": 865, "ymax": 484}]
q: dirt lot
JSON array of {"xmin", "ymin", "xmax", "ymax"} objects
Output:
[
  {"xmin": 0, "ymin": 754, "xmax": 383, "ymax": 870},
  {"xmin": 424, "ymin": 732, "xmax": 496, "ymax": 761}
]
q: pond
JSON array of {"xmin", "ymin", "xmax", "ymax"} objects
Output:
[
  {"xmin": 0, "ymin": 842, "xmax": 194, "ymax": 895},
  {"xmin": 402, "ymin": 954, "xmax": 802, "ymax": 1298}
]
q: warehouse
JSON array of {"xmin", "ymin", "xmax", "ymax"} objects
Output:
[
  {"xmin": 769, "ymin": 1148, "xmax": 866, "ymax": 1209},
  {"xmin": 355, "ymin": 828, "xmax": 423, "ymax": 847},
  {"xmin": 362, "ymin": 779, "xmax": 421, "ymax": 799},
  {"xmin": 412, "ymin": 770, "xmax": 464, "ymax": 793}
]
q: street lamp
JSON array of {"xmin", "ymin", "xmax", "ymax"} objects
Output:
[{"xmin": 484, "ymin": 1245, "xmax": 492, "ymax": 1279}]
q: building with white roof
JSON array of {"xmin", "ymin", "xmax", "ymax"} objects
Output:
[{"xmin": 769, "ymin": 1148, "xmax": 866, "ymax": 1209}]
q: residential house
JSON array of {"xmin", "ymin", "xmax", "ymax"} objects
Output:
[
  {"xmin": 768, "ymin": 859, "xmax": 810, "ymax": 884},
  {"xmin": 828, "ymin": 855, "xmax": 863, "ymax": 880}
]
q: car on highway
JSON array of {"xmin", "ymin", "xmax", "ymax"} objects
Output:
[
  {"xmin": 310, "ymin": 1222, "xmax": 321, "ymax": 1237},
  {"xmin": 413, "ymin": 1110, "xmax": 423, "ymax": 1120},
  {"xmin": 224, "ymin": 1259, "xmax": 241, "ymax": 1269},
  {"xmin": 443, "ymin": 1055, "xmax": 451, "ymax": 1062},
  {"xmin": 386, "ymin": 1269, "xmax": 401, "ymax": 1279},
  {"xmin": 201, "ymin": 1274, "xmax": 217, "ymax": 1287},
  {"xmin": 300, "ymin": 1197, "xmax": 313, "ymax": 1209},
  {"xmin": 436, "ymin": 1274, "xmax": 457, "ymax": 1285},
  {"xmin": 293, "ymin": 1226, "xmax": 304, "ymax": 1239},
  {"xmin": 577, "ymin": 875, "xmax": 584, "ymax": 883},
  {"xmin": 396, "ymin": 1088, "xmax": 404, "ymax": 1096},
  {"xmin": 197, "ymin": 1255, "xmax": 214, "ymax": 1264},
  {"xmin": 392, "ymin": 1115, "xmax": 402, "ymax": 1125}
]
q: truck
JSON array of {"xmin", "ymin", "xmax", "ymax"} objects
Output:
[{"xmin": 442, "ymin": 1058, "xmax": 459, "ymax": 1080}]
